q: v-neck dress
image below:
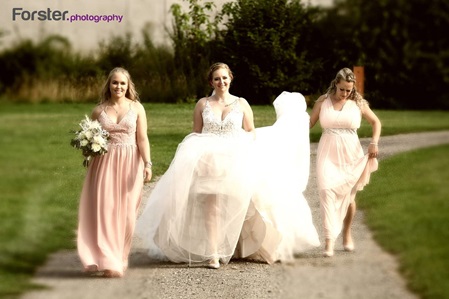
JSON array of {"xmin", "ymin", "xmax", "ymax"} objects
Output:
[
  {"xmin": 136, "ymin": 92, "xmax": 320, "ymax": 265},
  {"xmin": 317, "ymin": 96, "xmax": 378, "ymax": 240},
  {"xmin": 77, "ymin": 107, "xmax": 144, "ymax": 275}
]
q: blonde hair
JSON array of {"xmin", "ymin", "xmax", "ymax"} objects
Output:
[
  {"xmin": 326, "ymin": 67, "xmax": 366, "ymax": 107},
  {"xmin": 99, "ymin": 67, "xmax": 139, "ymax": 103}
]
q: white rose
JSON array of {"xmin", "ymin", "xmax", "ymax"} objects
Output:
[
  {"xmin": 90, "ymin": 120, "xmax": 101, "ymax": 128},
  {"xmin": 80, "ymin": 139, "xmax": 89, "ymax": 147},
  {"xmin": 93, "ymin": 135, "xmax": 103, "ymax": 144},
  {"xmin": 91, "ymin": 143, "xmax": 101, "ymax": 152},
  {"xmin": 85, "ymin": 131, "xmax": 93, "ymax": 139}
]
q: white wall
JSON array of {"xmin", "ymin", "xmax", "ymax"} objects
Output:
[{"xmin": 1, "ymin": 0, "xmax": 333, "ymax": 53}]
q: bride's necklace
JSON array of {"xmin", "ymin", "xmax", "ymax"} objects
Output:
[
  {"xmin": 218, "ymin": 98, "xmax": 236, "ymax": 107},
  {"xmin": 219, "ymin": 101, "xmax": 231, "ymax": 107}
]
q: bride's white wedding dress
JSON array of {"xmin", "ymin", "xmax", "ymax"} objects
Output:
[{"xmin": 135, "ymin": 91, "xmax": 320, "ymax": 265}]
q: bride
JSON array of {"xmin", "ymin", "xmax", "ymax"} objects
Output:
[{"xmin": 135, "ymin": 62, "xmax": 319, "ymax": 269}]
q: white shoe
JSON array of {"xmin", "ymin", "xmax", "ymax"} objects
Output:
[
  {"xmin": 207, "ymin": 258, "xmax": 220, "ymax": 269},
  {"xmin": 323, "ymin": 250, "xmax": 334, "ymax": 257},
  {"xmin": 343, "ymin": 243, "xmax": 355, "ymax": 252}
]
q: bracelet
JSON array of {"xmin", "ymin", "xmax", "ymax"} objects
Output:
[
  {"xmin": 370, "ymin": 142, "xmax": 378, "ymax": 146},
  {"xmin": 144, "ymin": 161, "xmax": 152, "ymax": 168}
]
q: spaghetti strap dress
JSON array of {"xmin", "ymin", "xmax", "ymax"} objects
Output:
[{"xmin": 77, "ymin": 105, "xmax": 144, "ymax": 275}]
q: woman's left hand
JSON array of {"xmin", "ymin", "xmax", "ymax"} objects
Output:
[
  {"xmin": 144, "ymin": 168, "xmax": 152, "ymax": 183},
  {"xmin": 368, "ymin": 143, "xmax": 378, "ymax": 159}
]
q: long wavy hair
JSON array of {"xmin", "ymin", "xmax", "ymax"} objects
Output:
[
  {"xmin": 99, "ymin": 67, "xmax": 140, "ymax": 103},
  {"xmin": 326, "ymin": 67, "xmax": 366, "ymax": 107}
]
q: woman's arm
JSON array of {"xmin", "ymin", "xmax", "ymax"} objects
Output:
[
  {"xmin": 362, "ymin": 104, "xmax": 382, "ymax": 158},
  {"xmin": 239, "ymin": 98, "xmax": 256, "ymax": 139},
  {"xmin": 309, "ymin": 95, "xmax": 325, "ymax": 128},
  {"xmin": 193, "ymin": 98, "xmax": 206, "ymax": 133},
  {"xmin": 91, "ymin": 104, "xmax": 103, "ymax": 121},
  {"xmin": 135, "ymin": 101, "xmax": 152, "ymax": 181}
]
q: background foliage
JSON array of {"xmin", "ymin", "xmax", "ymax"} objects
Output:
[
  {"xmin": 0, "ymin": 0, "xmax": 448, "ymax": 109},
  {"xmin": 318, "ymin": 0, "xmax": 449, "ymax": 109},
  {"xmin": 213, "ymin": 0, "xmax": 322, "ymax": 104}
]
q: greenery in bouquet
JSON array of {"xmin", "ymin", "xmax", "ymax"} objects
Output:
[{"xmin": 71, "ymin": 115, "xmax": 110, "ymax": 167}]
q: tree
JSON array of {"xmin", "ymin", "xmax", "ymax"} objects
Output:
[
  {"xmin": 311, "ymin": 0, "xmax": 364, "ymax": 88},
  {"xmin": 326, "ymin": 0, "xmax": 449, "ymax": 109},
  {"xmin": 216, "ymin": 0, "xmax": 322, "ymax": 104},
  {"xmin": 364, "ymin": 0, "xmax": 449, "ymax": 109},
  {"xmin": 169, "ymin": 0, "xmax": 222, "ymax": 101}
]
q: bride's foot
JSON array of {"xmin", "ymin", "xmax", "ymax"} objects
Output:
[
  {"xmin": 323, "ymin": 250, "xmax": 334, "ymax": 257},
  {"xmin": 343, "ymin": 241, "xmax": 355, "ymax": 252},
  {"xmin": 343, "ymin": 234, "xmax": 355, "ymax": 252},
  {"xmin": 207, "ymin": 257, "xmax": 220, "ymax": 269},
  {"xmin": 323, "ymin": 239, "xmax": 334, "ymax": 257},
  {"xmin": 103, "ymin": 269, "xmax": 123, "ymax": 278}
]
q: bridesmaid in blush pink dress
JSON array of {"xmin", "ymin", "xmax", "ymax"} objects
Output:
[
  {"xmin": 77, "ymin": 67, "xmax": 152, "ymax": 278},
  {"xmin": 309, "ymin": 68, "xmax": 381, "ymax": 257}
]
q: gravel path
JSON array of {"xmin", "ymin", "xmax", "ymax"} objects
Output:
[{"xmin": 21, "ymin": 131, "xmax": 449, "ymax": 299}]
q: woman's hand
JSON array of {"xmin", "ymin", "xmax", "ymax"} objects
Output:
[
  {"xmin": 368, "ymin": 143, "xmax": 378, "ymax": 159},
  {"xmin": 144, "ymin": 167, "xmax": 152, "ymax": 183}
]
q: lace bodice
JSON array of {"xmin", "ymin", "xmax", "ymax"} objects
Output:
[
  {"xmin": 201, "ymin": 100, "xmax": 244, "ymax": 137},
  {"xmin": 98, "ymin": 109, "xmax": 137, "ymax": 146}
]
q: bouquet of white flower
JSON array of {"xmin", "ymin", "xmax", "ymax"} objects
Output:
[{"xmin": 71, "ymin": 115, "xmax": 110, "ymax": 167}]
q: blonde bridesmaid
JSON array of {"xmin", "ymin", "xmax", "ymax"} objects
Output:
[
  {"xmin": 77, "ymin": 67, "xmax": 152, "ymax": 277},
  {"xmin": 309, "ymin": 67, "xmax": 381, "ymax": 257}
]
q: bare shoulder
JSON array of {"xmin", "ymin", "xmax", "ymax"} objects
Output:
[
  {"xmin": 360, "ymin": 98, "xmax": 369, "ymax": 108},
  {"xmin": 316, "ymin": 94, "xmax": 327, "ymax": 103},
  {"xmin": 195, "ymin": 97, "xmax": 208, "ymax": 109},
  {"xmin": 237, "ymin": 97, "xmax": 254, "ymax": 118},
  {"xmin": 131, "ymin": 100, "xmax": 145, "ymax": 111},
  {"xmin": 91, "ymin": 104, "xmax": 104, "ymax": 119},
  {"xmin": 128, "ymin": 100, "xmax": 145, "ymax": 120},
  {"xmin": 360, "ymin": 100, "xmax": 373, "ymax": 114},
  {"xmin": 198, "ymin": 97, "xmax": 208, "ymax": 104},
  {"xmin": 237, "ymin": 97, "xmax": 251, "ymax": 108},
  {"xmin": 311, "ymin": 95, "xmax": 326, "ymax": 111}
]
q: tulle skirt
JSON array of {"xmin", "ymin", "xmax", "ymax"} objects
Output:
[{"xmin": 135, "ymin": 91, "xmax": 320, "ymax": 265}]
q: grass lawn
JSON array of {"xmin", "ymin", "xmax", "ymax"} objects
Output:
[
  {"xmin": 0, "ymin": 102, "xmax": 449, "ymax": 299},
  {"xmin": 358, "ymin": 144, "xmax": 449, "ymax": 299}
]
